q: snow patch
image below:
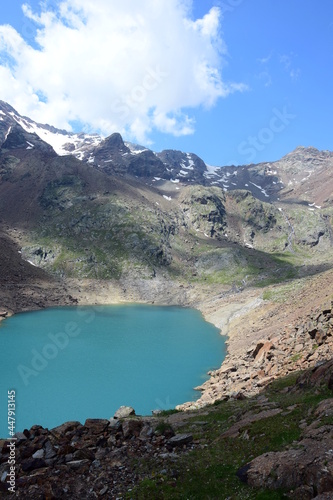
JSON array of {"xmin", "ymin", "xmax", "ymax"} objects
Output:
[
  {"xmin": 4, "ymin": 126, "xmax": 12, "ymax": 141},
  {"xmin": 205, "ymin": 164, "xmax": 220, "ymax": 176},
  {"xmin": 250, "ymin": 181, "xmax": 269, "ymax": 198},
  {"xmin": 13, "ymin": 114, "xmax": 103, "ymax": 156}
]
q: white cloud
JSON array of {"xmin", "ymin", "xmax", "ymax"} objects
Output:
[{"xmin": 0, "ymin": 0, "xmax": 246, "ymax": 142}]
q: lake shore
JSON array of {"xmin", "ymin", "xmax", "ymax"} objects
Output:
[{"xmin": 1, "ymin": 268, "xmax": 333, "ymax": 412}]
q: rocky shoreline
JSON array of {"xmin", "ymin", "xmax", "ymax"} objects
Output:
[
  {"xmin": 0, "ymin": 405, "xmax": 198, "ymax": 499},
  {"xmin": 1, "ymin": 361, "xmax": 332, "ymax": 499},
  {"xmin": 1, "ymin": 269, "xmax": 333, "ymax": 414}
]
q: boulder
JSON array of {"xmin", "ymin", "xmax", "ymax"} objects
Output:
[
  {"xmin": 32, "ymin": 449, "xmax": 45, "ymax": 459},
  {"xmin": 84, "ymin": 418, "xmax": 110, "ymax": 434},
  {"xmin": 168, "ymin": 434, "xmax": 193, "ymax": 447},
  {"xmin": 50, "ymin": 421, "xmax": 82, "ymax": 438},
  {"xmin": 13, "ymin": 432, "xmax": 27, "ymax": 444},
  {"xmin": 122, "ymin": 419, "xmax": 144, "ymax": 439},
  {"xmin": 114, "ymin": 406, "xmax": 135, "ymax": 419},
  {"xmin": 237, "ymin": 437, "xmax": 333, "ymax": 496}
]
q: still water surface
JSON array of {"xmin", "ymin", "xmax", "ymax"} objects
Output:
[{"xmin": 0, "ymin": 304, "xmax": 225, "ymax": 436}]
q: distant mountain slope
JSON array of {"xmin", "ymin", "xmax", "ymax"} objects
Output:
[
  {"xmin": 1, "ymin": 100, "xmax": 332, "ymax": 206},
  {"xmin": 0, "ymin": 100, "xmax": 332, "ymax": 302}
]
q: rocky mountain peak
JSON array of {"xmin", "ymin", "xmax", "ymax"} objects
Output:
[
  {"xmin": 103, "ymin": 132, "xmax": 126, "ymax": 151},
  {"xmin": 0, "ymin": 100, "xmax": 18, "ymax": 115},
  {"xmin": 1, "ymin": 101, "xmax": 332, "ymax": 206}
]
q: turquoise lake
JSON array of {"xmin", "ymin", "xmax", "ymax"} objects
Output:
[{"xmin": 0, "ymin": 304, "xmax": 225, "ymax": 437}]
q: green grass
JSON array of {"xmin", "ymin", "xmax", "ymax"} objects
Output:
[
  {"xmin": 127, "ymin": 369, "xmax": 332, "ymax": 499},
  {"xmin": 262, "ymin": 279, "xmax": 306, "ymax": 302}
]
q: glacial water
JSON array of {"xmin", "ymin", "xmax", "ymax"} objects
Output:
[{"xmin": 0, "ymin": 304, "xmax": 225, "ymax": 437}]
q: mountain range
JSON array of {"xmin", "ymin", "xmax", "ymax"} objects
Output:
[{"xmin": 1, "ymin": 99, "xmax": 332, "ymax": 299}]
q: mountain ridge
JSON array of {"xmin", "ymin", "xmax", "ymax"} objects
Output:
[
  {"xmin": 1, "ymin": 99, "xmax": 332, "ymax": 289},
  {"xmin": 1, "ymin": 99, "xmax": 330, "ymax": 202}
]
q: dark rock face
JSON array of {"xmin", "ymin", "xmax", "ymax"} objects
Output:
[
  {"xmin": 1, "ymin": 124, "xmax": 55, "ymax": 155},
  {"xmin": 156, "ymin": 149, "xmax": 207, "ymax": 183},
  {"xmin": 127, "ymin": 149, "xmax": 167, "ymax": 177}
]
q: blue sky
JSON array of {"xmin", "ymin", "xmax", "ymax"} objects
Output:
[{"xmin": 0, "ymin": 0, "xmax": 332, "ymax": 166}]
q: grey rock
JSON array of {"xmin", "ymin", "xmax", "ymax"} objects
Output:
[
  {"xmin": 122, "ymin": 419, "xmax": 143, "ymax": 439},
  {"xmin": 44, "ymin": 440, "xmax": 57, "ymax": 460},
  {"xmin": 168, "ymin": 434, "xmax": 193, "ymax": 447},
  {"xmin": 151, "ymin": 409, "xmax": 163, "ymax": 416},
  {"xmin": 109, "ymin": 418, "xmax": 121, "ymax": 429},
  {"xmin": 139, "ymin": 424, "xmax": 154, "ymax": 440},
  {"xmin": 67, "ymin": 459, "xmax": 91, "ymax": 470},
  {"xmin": 32, "ymin": 449, "xmax": 45, "ymax": 459},
  {"xmin": 13, "ymin": 432, "xmax": 27, "ymax": 444},
  {"xmin": 114, "ymin": 406, "xmax": 135, "ymax": 419}
]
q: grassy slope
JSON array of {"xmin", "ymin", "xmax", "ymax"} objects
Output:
[{"xmin": 128, "ymin": 371, "xmax": 332, "ymax": 499}]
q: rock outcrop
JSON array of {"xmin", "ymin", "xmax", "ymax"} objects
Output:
[{"xmin": 0, "ymin": 410, "xmax": 194, "ymax": 499}]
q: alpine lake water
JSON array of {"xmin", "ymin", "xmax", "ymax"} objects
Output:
[{"xmin": 0, "ymin": 304, "xmax": 225, "ymax": 437}]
